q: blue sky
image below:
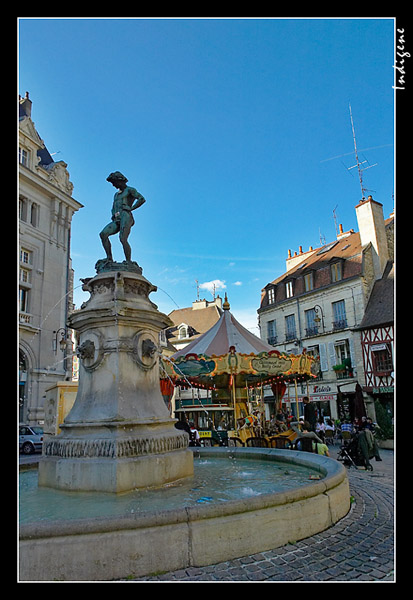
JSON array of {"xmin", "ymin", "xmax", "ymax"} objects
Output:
[{"xmin": 19, "ymin": 17, "xmax": 395, "ymax": 332}]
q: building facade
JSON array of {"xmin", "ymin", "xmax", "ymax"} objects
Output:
[
  {"xmin": 18, "ymin": 93, "xmax": 83, "ymax": 425},
  {"xmin": 257, "ymin": 196, "xmax": 394, "ymax": 422},
  {"xmin": 358, "ymin": 261, "xmax": 394, "ymax": 419}
]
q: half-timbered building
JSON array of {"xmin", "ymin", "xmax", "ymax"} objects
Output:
[{"xmin": 358, "ymin": 261, "xmax": 394, "ymax": 419}]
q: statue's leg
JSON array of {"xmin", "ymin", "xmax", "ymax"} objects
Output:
[
  {"xmin": 119, "ymin": 213, "xmax": 134, "ymax": 262},
  {"xmin": 100, "ymin": 221, "xmax": 119, "ymax": 261}
]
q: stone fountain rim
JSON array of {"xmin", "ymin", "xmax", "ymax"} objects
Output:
[{"xmin": 20, "ymin": 447, "xmax": 347, "ymax": 540}]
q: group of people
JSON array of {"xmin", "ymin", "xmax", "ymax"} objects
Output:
[{"xmin": 174, "ymin": 396, "xmax": 383, "ymax": 466}]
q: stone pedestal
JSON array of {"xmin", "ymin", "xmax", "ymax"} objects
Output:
[{"xmin": 38, "ymin": 264, "xmax": 193, "ymax": 493}]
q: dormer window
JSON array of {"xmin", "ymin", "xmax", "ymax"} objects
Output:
[
  {"xmin": 286, "ymin": 280, "xmax": 294, "ymax": 298},
  {"xmin": 178, "ymin": 325, "xmax": 188, "ymax": 339},
  {"xmin": 304, "ymin": 272, "xmax": 314, "ymax": 292},
  {"xmin": 331, "ymin": 262, "xmax": 343, "ymax": 282},
  {"xmin": 19, "ymin": 147, "xmax": 30, "ymax": 167},
  {"xmin": 268, "ymin": 287, "xmax": 275, "ymax": 304}
]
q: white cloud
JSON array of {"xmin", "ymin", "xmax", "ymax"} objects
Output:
[
  {"xmin": 199, "ymin": 279, "xmax": 226, "ymax": 295},
  {"xmin": 234, "ymin": 281, "xmax": 242, "ymax": 286}
]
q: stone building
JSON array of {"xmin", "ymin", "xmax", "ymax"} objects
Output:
[
  {"xmin": 257, "ymin": 196, "xmax": 394, "ymax": 422},
  {"xmin": 164, "ymin": 296, "xmax": 223, "ymax": 415},
  {"xmin": 18, "ymin": 93, "xmax": 83, "ymax": 425}
]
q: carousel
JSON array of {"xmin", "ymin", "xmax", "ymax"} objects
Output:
[{"xmin": 160, "ymin": 295, "xmax": 319, "ymax": 445}]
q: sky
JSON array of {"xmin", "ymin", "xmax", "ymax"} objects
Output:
[{"xmin": 18, "ymin": 17, "xmax": 395, "ymax": 333}]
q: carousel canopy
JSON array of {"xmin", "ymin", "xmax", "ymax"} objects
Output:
[
  {"xmin": 172, "ymin": 295, "xmax": 272, "ymax": 359},
  {"xmin": 161, "ymin": 296, "xmax": 319, "ymax": 388}
]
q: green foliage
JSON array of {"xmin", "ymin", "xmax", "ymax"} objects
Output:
[{"xmin": 374, "ymin": 400, "xmax": 393, "ymax": 439}]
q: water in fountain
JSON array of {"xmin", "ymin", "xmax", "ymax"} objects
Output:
[{"xmin": 20, "ymin": 452, "xmax": 323, "ymax": 525}]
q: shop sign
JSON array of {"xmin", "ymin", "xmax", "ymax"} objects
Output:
[
  {"xmin": 312, "ymin": 384, "xmax": 332, "ymax": 393},
  {"xmin": 372, "ymin": 387, "xmax": 394, "ymax": 394}
]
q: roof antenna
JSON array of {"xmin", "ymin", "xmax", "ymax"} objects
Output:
[
  {"xmin": 195, "ymin": 279, "xmax": 200, "ymax": 301},
  {"xmin": 332, "ymin": 205, "xmax": 339, "ymax": 236},
  {"xmin": 348, "ymin": 103, "xmax": 377, "ymax": 200},
  {"xmin": 319, "ymin": 228, "xmax": 326, "ymax": 246}
]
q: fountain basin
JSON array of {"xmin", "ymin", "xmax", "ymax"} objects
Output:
[{"xmin": 19, "ymin": 447, "xmax": 350, "ymax": 581}]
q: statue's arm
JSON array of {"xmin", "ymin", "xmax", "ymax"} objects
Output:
[{"xmin": 127, "ymin": 187, "xmax": 146, "ymax": 211}]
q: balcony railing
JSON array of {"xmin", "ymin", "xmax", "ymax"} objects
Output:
[
  {"xmin": 285, "ymin": 331, "xmax": 297, "ymax": 341},
  {"xmin": 267, "ymin": 336, "xmax": 278, "ymax": 346},
  {"xmin": 332, "ymin": 319, "xmax": 348, "ymax": 331},
  {"xmin": 19, "ymin": 312, "xmax": 32, "ymax": 325},
  {"xmin": 305, "ymin": 326, "xmax": 319, "ymax": 337}
]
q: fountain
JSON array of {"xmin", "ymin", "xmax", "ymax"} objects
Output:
[{"xmin": 19, "ymin": 172, "xmax": 350, "ymax": 581}]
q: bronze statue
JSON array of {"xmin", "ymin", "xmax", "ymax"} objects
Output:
[{"xmin": 99, "ymin": 171, "xmax": 146, "ymax": 263}]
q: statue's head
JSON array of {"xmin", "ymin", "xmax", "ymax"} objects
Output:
[{"xmin": 106, "ymin": 171, "xmax": 128, "ymax": 185}]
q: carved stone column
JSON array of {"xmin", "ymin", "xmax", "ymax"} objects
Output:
[{"xmin": 38, "ymin": 264, "xmax": 193, "ymax": 493}]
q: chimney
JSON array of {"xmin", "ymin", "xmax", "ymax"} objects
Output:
[
  {"xmin": 19, "ymin": 91, "xmax": 32, "ymax": 118},
  {"xmin": 355, "ymin": 195, "xmax": 389, "ymax": 280},
  {"xmin": 337, "ymin": 223, "xmax": 355, "ymax": 240}
]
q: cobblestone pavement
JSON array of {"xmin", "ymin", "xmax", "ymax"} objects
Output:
[{"xmin": 131, "ymin": 448, "xmax": 395, "ymax": 583}]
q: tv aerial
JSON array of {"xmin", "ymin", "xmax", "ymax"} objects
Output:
[
  {"xmin": 347, "ymin": 103, "xmax": 377, "ymax": 199},
  {"xmin": 320, "ymin": 104, "xmax": 389, "ymax": 199}
]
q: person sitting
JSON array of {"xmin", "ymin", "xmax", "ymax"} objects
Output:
[
  {"xmin": 290, "ymin": 421, "xmax": 324, "ymax": 448},
  {"xmin": 312, "ymin": 440, "xmax": 330, "ymax": 456},
  {"xmin": 316, "ymin": 417, "xmax": 326, "ymax": 441}
]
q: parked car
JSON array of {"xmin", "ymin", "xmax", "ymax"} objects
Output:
[{"xmin": 19, "ymin": 424, "xmax": 43, "ymax": 454}]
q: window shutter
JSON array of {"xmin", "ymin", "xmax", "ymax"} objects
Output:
[{"xmin": 319, "ymin": 343, "xmax": 328, "ymax": 371}]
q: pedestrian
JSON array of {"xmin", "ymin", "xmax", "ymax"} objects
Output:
[
  {"xmin": 189, "ymin": 422, "xmax": 201, "ymax": 447},
  {"xmin": 303, "ymin": 397, "xmax": 317, "ymax": 432}
]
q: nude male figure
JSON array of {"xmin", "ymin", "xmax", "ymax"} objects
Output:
[{"xmin": 99, "ymin": 171, "xmax": 146, "ymax": 262}]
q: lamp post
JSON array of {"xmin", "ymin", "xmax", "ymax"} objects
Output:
[
  {"xmin": 53, "ymin": 327, "xmax": 67, "ymax": 353},
  {"xmin": 313, "ymin": 305, "xmax": 325, "ymax": 333}
]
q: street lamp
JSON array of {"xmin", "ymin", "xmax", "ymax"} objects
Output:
[
  {"xmin": 313, "ymin": 305, "xmax": 325, "ymax": 333},
  {"xmin": 53, "ymin": 327, "xmax": 67, "ymax": 353}
]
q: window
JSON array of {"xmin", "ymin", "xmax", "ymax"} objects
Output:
[
  {"xmin": 333, "ymin": 339, "xmax": 353, "ymax": 379},
  {"xmin": 332, "ymin": 300, "xmax": 347, "ymax": 330},
  {"xmin": 307, "ymin": 344, "xmax": 322, "ymax": 379},
  {"xmin": 19, "ymin": 288, "xmax": 29, "ymax": 313},
  {"xmin": 285, "ymin": 280, "xmax": 294, "ymax": 298},
  {"xmin": 19, "ymin": 198, "xmax": 28, "ymax": 222},
  {"xmin": 304, "ymin": 308, "xmax": 318, "ymax": 337},
  {"xmin": 285, "ymin": 314, "xmax": 297, "ymax": 341},
  {"xmin": 30, "ymin": 203, "xmax": 39, "ymax": 227},
  {"xmin": 304, "ymin": 272, "xmax": 314, "ymax": 292},
  {"xmin": 19, "ymin": 268, "xmax": 30, "ymax": 284},
  {"xmin": 371, "ymin": 344, "xmax": 393, "ymax": 373},
  {"xmin": 267, "ymin": 320, "xmax": 277, "ymax": 345},
  {"xmin": 317, "ymin": 241, "xmax": 338, "ymax": 255},
  {"xmin": 19, "ymin": 147, "xmax": 29, "ymax": 167},
  {"xmin": 179, "ymin": 325, "xmax": 188, "ymax": 339},
  {"xmin": 20, "ymin": 249, "xmax": 32, "ymax": 265},
  {"xmin": 267, "ymin": 287, "xmax": 275, "ymax": 304},
  {"xmin": 334, "ymin": 339, "xmax": 351, "ymax": 365},
  {"xmin": 331, "ymin": 262, "xmax": 342, "ymax": 282}
]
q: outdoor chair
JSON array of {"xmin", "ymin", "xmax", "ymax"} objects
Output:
[
  {"xmin": 324, "ymin": 429, "xmax": 335, "ymax": 445},
  {"xmin": 245, "ymin": 437, "xmax": 269, "ymax": 448},
  {"xmin": 268, "ymin": 436, "xmax": 290, "ymax": 449},
  {"xmin": 293, "ymin": 437, "xmax": 315, "ymax": 453},
  {"xmin": 341, "ymin": 430, "xmax": 352, "ymax": 446},
  {"xmin": 228, "ymin": 437, "xmax": 245, "ymax": 447}
]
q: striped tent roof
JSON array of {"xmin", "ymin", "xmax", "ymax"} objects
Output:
[{"xmin": 172, "ymin": 297, "xmax": 273, "ymax": 359}]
